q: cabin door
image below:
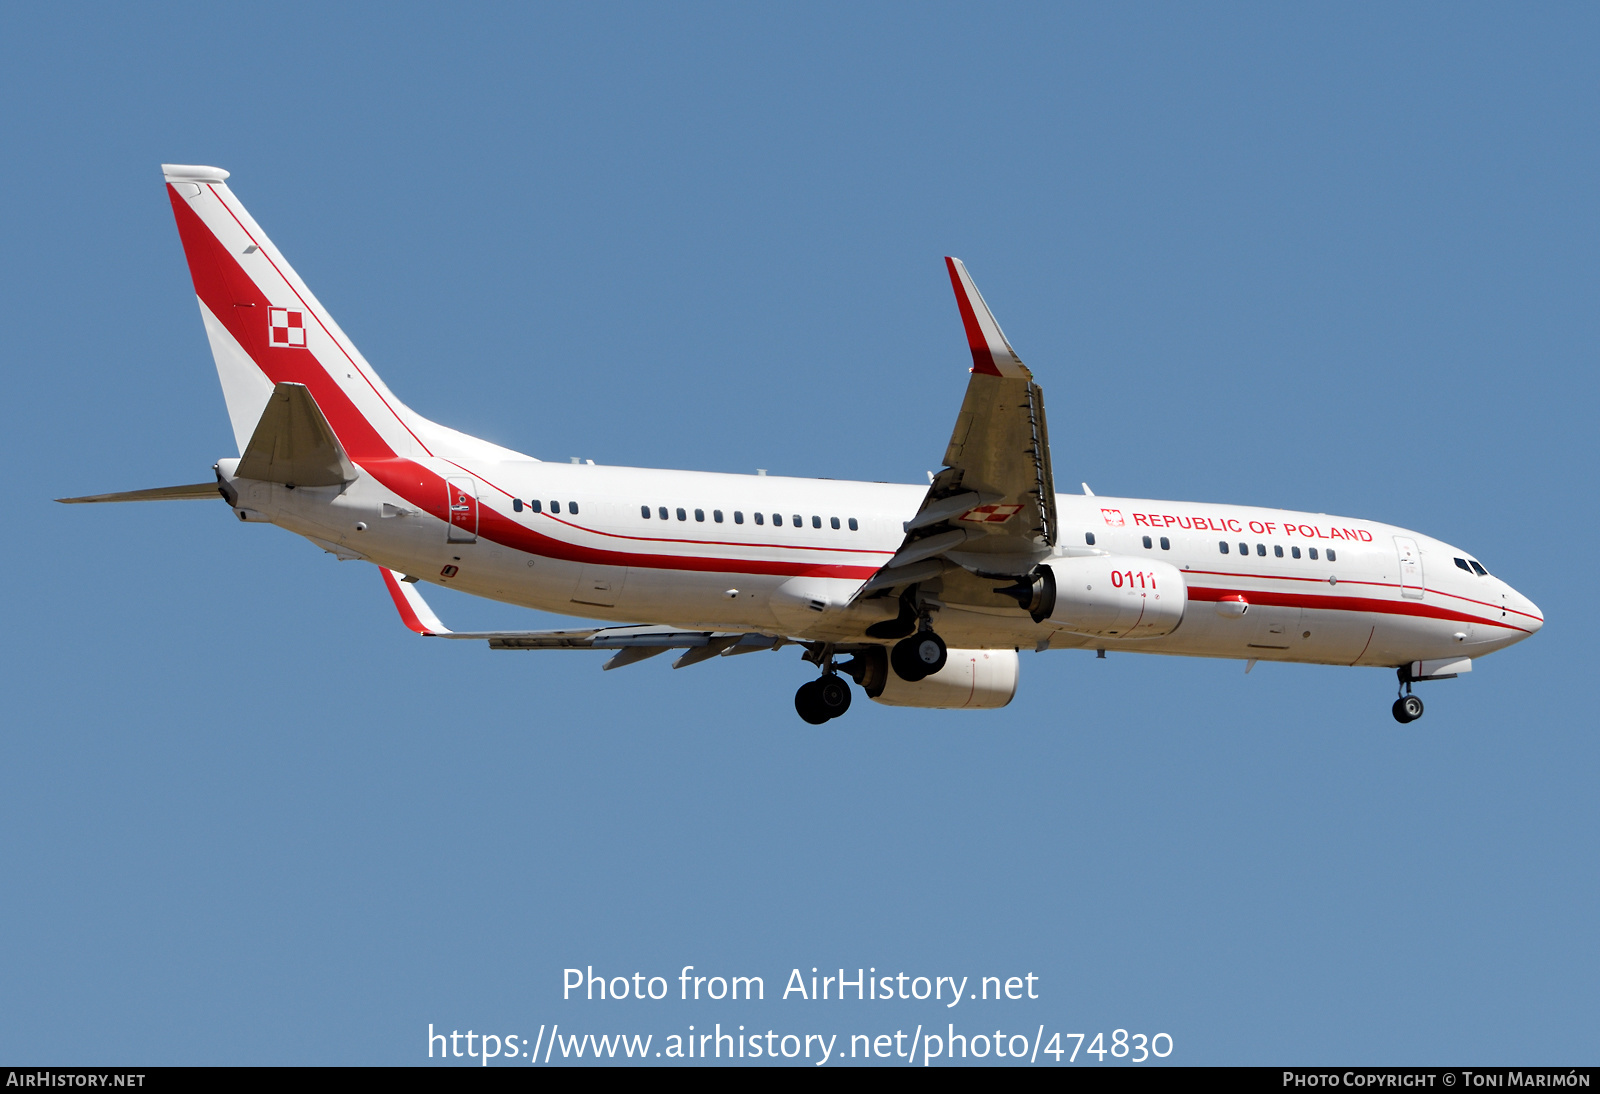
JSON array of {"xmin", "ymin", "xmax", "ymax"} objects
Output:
[
  {"xmin": 445, "ymin": 476, "xmax": 479, "ymax": 543},
  {"xmin": 1394, "ymin": 536, "xmax": 1424, "ymax": 599}
]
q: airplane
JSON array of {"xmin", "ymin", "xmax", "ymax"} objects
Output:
[{"xmin": 58, "ymin": 164, "xmax": 1544, "ymax": 725}]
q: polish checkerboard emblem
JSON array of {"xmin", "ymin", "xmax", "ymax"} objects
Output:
[
  {"xmin": 960, "ymin": 503, "xmax": 1025, "ymax": 524},
  {"xmin": 269, "ymin": 307, "xmax": 306, "ymax": 347}
]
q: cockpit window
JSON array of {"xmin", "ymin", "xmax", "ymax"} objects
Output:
[
  {"xmin": 1455, "ymin": 557, "xmax": 1472, "ymax": 573},
  {"xmin": 1470, "ymin": 560, "xmax": 1489, "ymax": 576}
]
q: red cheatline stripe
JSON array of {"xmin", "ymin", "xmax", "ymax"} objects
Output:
[
  {"xmin": 1185, "ymin": 567, "xmax": 1542, "ymax": 624},
  {"xmin": 945, "ymin": 257, "xmax": 1000, "ymax": 376},
  {"xmin": 355, "ymin": 459, "xmax": 880, "ymax": 579},
  {"xmin": 539, "ymin": 513, "xmax": 895, "ymax": 557},
  {"xmin": 170, "ymin": 188, "xmax": 881, "ymax": 581},
  {"xmin": 1186, "ymin": 585, "xmax": 1531, "ymax": 634},
  {"xmin": 1420, "ymin": 585, "xmax": 1542, "ymax": 622}
]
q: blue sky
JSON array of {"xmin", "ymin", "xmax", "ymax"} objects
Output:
[{"xmin": 1, "ymin": 2, "xmax": 1595, "ymax": 1065}]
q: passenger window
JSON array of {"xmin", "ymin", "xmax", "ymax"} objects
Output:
[
  {"xmin": 569, "ymin": 502, "xmax": 579, "ymax": 515},
  {"xmin": 1142, "ymin": 535, "xmax": 1152, "ymax": 549},
  {"xmin": 1470, "ymin": 560, "xmax": 1487, "ymax": 576},
  {"xmin": 792, "ymin": 515, "xmax": 802, "ymax": 527},
  {"xmin": 513, "ymin": 499, "xmax": 524, "ymax": 513},
  {"xmin": 1086, "ymin": 532, "xmax": 1096, "ymax": 546},
  {"xmin": 830, "ymin": 516, "xmax": 840, "ymax": 529},
  {"xmin": 550, "ymin": 501, "xmax": 561, "ymax": 514},
  {"xmin": 1160, "ymin": 537, "xmax": 1170, "ymax": 550},
  {"xmin": 773, "ymin": 514, "xmax": 782, "ymax": 526},
  {"xmin": 714, "ymin": 510, "xmax": 723, "ymax": 523},
  {"xmin": 1274, "ymin": 545, "xmax": 1283, "ymax": 558},
  {"xmin": 812, "ymin": 515, "xmax": 821, "ymax": 529},
  {"xmin": 1455, "ymin": 557, "xmax": 1472, "ymax": 573},
  {"xmin": 657, "ymin": 506, "xmax": 668, "ymax": 520},
  {"xmin": 531, "ymin": 500, "xmax": 542, "ymax": 514},
  {"xmin": 1238, "ymin": 542, "xmax": 1248, "ymax": 555},
  {"xmin": 754, "ymin": 512, "xmax": 764, "ymax": 525},
  {"xmin": 1326, "ymin": 550, "xmax": 1336, "ymax": 562},
  {"xmin": 734, "ymin": 511, "xmax": 744, "ymax": 524},
  {"xmin": 638, "ymin": 504, "xmax": 648, "ymax": 518},
  {"xmin": 1309, "ymin": 548, "xmax": 1318, "ymax": 560},
  {"xmin": 1291, "ymin": 546, "xmax": 1301, "ymax": 559},
  {"xmin": 695, "ymin": 509, "xmax": 705, "ymax": 522},
  {"xmin": 676, "ymin": 508, "xmax": 687, "ymax": 521},
  {"xmin": 848, "ymin": 518, "xmax": 859, "ymax": 531},
  {"xmin": 1219, "ymin": 541, "xmax": 1229, "ymax": 554},
  {"xmin": 1256, "ymin": 543, "xmax": 1266, "ymax": 556}
]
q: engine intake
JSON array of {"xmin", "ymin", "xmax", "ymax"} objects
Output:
[{"xmin": 998, "ymin": 556, "xmax": 1186, "ymax": 639}]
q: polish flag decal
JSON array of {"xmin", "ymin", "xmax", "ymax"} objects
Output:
[
  {"xmin": 269, "ymin": 307, "xmax": 306, "ymax": 347},
  {"xmin": 960, "ymin": 503, "xmax": 1025, "ymax": 525}
]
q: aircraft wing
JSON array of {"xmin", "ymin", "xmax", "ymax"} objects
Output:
[
  {"xmin": 857, "ymin": 258, "xmax": 1056, "ymax": 601},
  {"xmin": 379, "ymin": 568, "xmax": 791, "ymax": 668}
]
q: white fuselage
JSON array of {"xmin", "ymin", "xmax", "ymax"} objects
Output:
[{"xmin": 228, "ymin": 456, "xmax": 1543, "ymax": 669}]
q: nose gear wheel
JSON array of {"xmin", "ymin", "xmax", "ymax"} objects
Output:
[{"xmin": 1392, "ymin": 695, "xmax": 1424, "ymax": 723}]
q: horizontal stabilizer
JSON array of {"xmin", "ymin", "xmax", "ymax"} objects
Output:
[
  {"xmin": 56, "ymin": 482, "xmax": 222, "ymax": 504},
  {"xmin": 237, "ymin": 382, "xmax": 356, "ymax": 487}
]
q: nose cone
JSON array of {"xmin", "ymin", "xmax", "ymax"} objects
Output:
[
  {"xmin": 1506, "ymin": 585, "xmax": 1543, "ymax": 638},
  {"xmin": 1523, "ymin": 596, "xmax": 1543, "ymax": 634}
]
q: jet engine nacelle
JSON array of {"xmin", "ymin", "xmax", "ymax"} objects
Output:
[
  {"xmin": 845, "ymin": 647, "xmax": 1019, "ymax": 709},
  {"xmin": 1005, "ymin": 555, "xmax": 1187, "ymax": 639}
]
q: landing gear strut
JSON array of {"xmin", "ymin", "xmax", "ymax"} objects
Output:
[{"xmin": 1392, "ymin": 668, "xmax": 1425, "ymax": 723}]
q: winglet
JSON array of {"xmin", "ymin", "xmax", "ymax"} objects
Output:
[
  {"xmin": 945, "ymin": 257, "xmax": 1030, "ymax": 379},
  {"xmin": 380, "ymin": 568, "xmax": 450, "ymax": 635}
]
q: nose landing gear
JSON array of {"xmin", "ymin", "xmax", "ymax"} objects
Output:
[
  {"xmin": 1392, "ymin": 694, "xmax": 1425, "ymax": 723},
  {"xmin": 1392, "ymin": 668, "xmax": 1425, "ymax": 723}
]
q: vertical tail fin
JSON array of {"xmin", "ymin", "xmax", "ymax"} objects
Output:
[{"xmin": 162, "ymin": 164, "xmax": 427, "ymax": 460}]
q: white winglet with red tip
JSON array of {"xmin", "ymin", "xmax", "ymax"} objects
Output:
[
  {"xmin": 945, "ymin": 257, "xmax": 1031, "ymax": 379},
  {"xmin": 380, "ymin": 568, "xmax": 450, "ymax": 636}
]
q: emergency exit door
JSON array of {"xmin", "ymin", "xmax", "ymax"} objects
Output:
[{"xmin": 445, "ymin": 476, "xmax": 478, "ymax": 543}]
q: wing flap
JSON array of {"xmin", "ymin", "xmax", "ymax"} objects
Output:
[{"xmin": 378, "ymin": 568, "xmax": 788, "ymax": 663}]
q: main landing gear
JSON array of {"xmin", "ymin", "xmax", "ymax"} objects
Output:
[
  {"xmin": 793, "ymin": 645, "xmax": 901, "ymax": 724},
  {"xmin": 863, "ymin": 586, "xmax": 947, "ymax": 683},
  {"xmin": 794, "ymin": 673, "xmax": 852, "ymax": 725},
  {"xmin": 791, "ymin": 610, "xmax": 950, "ymax": 722},
  {"xmin": 890, "ymin": 630, "xmax": 947, "ymax": 682},
  {"xmin": 1392, "ymin": 667, "xmax": 1425, "ymax": 723}
]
